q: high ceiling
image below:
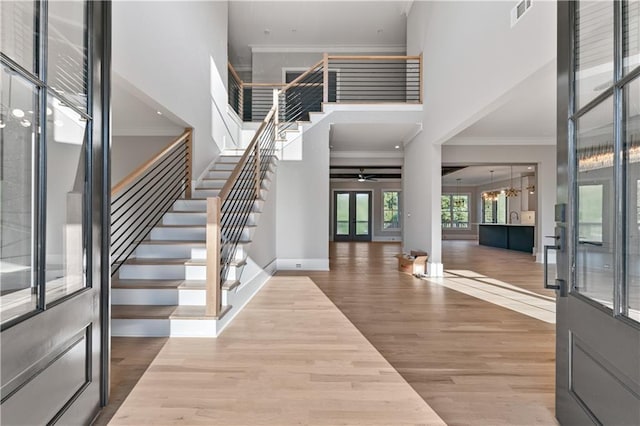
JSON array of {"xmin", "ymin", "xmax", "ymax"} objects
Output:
[
  {"xmin": 228, "ymin": 1, "xmax": 410, "ymax": 67},
  {"xmin": 329, "ymin": 122, "xmax": 420, "ymax": 152},
  {"xmin": 452, "ymin": 60, "xmax": 557, "ymax": 142}
]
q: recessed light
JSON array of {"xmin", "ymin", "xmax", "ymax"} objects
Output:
[
  {"xmin": 0, "ymin": 120, "xmax": 6, "ymax": 129},
  {"xmin": 377, "ymin": 28, "xmax": 384, "ymax": 34},
  {"xmin": 12, "ymin": 108, "xmax": 24, "ymax": 118},
  {"xmin": 329, "ymin": 145, "xmax": 333, "ymax": 149},
  {"xmin": 157, "ymin": 110, "xmax": 163, "ymax": 115},
  {"xmin": 291, "ymin": 28, "xmax": 297, "ymax": 33},
  {"xmin": 46, "ymin": 107, "xmax": 53, "ymax": 116},
  {"xmin": 264, "ymin": 29, "xmax": 271, "ymax": 35},
  {"xmin": 394, "ymin": 145, "xmax": 400, "ymax": 149},
  {"xmin": 20, "ymin": 119, "xmax": 31, "ymax": 127},
  {"xmin": 527, "ymin": 166, "xmax": 533, "ymax": 170}
]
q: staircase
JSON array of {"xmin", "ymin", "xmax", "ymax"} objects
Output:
[{"xmin": 111, "ymin": 151, "xmax": 277, "ymax": 337}]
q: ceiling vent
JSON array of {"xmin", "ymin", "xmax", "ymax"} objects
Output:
[{"xmin": 511, "ymin": 0, "xmax": 532, "ymax": 27}]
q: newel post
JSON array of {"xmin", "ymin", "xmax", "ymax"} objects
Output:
[{"xmin": 206, "ymin": 196, "xmax": 221, "ymax": 316}]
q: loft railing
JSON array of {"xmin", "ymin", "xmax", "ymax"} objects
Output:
[
  {"xmin": 205, "ymin": 93, "xmax": 278, "ymax": 316},
  {"xmin": 110, "ymin": 128, "xmax": 193, "ymax": 275},
  {"xmin": 228, "ymin": 54, "xmax": 422, "ymax": 125}
]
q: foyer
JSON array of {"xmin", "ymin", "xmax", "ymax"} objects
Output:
[{"xmin": 100, "ymin": 241, "xmax": 556, "ymax": 425}]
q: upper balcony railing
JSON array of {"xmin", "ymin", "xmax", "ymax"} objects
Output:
[{"xmin": 228, "ymin": 54, "xmax": 422, "ymax": 124}]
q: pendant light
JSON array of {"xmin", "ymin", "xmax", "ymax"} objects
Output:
[
  {"xmin": 483, "ymin": 170, "xmax": 500, "ymax": 201},
  {"xmin": 505, "ymin": 165, "xmax": 522, "ymax": 197}
]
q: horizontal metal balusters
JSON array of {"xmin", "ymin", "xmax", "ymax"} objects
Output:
[{"xmin": 110, "ymin": 129, "xmax": 192, "ymax": 275}]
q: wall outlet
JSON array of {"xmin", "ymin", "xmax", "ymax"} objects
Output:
[{"xmin": 295, "ymin": 263, "xmax": 302, "ymax": 268}]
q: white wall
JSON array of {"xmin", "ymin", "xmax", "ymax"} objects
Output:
[
  {"xmin": 112, "ymin": 1, "xmax": 230, "ymax": 180},
  {"xmin": 442, "ymin": 144, "xmax": 556, "ymax": 262},
  {"xmin": 247, "ymin": 170, "xmax": 277, "ymax": 269},
  {"xmin": 111, "ymin": 136, "xmax": 177, "ymax": 184},
  {"xmin": 276, "ymin": 121, "xmax": 330, "ymax": 270},
  {"xmin": 406, "ymin": 1, "xmax": 556, "ymax": 145}
]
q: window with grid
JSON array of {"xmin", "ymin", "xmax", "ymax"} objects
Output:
[{"xmin": 441, "ymin": 194, "xmax": 470, "ymax": 229}]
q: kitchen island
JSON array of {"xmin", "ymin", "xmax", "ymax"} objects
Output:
[{"xmin": 478, "ymin": 224, "xmax": 535, "ymax": 253}]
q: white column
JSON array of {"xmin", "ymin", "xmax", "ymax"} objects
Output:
[{"xmin": 403, "ymin": 138, "xmax": 443, "ymax": 277}]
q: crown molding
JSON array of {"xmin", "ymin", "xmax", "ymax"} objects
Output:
[
  {"xmin": 444, "ymin": 136, "xmax": 557, "ymax": 146},
  {"xmin": 249, "ymin": 44, "xmax": 406, "ymax": 54},
  {"xmin": 330, "ymin": 150, "xmax": 404, "ymax": 159}
]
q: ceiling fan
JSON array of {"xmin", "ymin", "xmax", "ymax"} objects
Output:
[{"xmin": 357, "ymin": 168, "xmax": 377, "ymax": 182}]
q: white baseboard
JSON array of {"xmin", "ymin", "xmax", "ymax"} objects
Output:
[
  {"xmin": 427, "ymin": 262, "xmax": 444, "ymax": 277},
  {"xmin": 372, "ymin": 236, "xmax": 402, "ymax": 242},
  {"xmin": 276, "ymin": 258, "xmax": 329, "ymax": 271}
]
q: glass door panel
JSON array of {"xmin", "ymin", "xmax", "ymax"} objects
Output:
[
  {"xmin": 0, "ymin": 1, "xmax": 37, "ymax": 74},
  {"xmin": 355, "ymin": 193, "xmax": 370, "ymax": 236},
  {"xmin": 45, "ymin": 94, "xmax": 87, "ymax": 303},
  {"xmin": 625, "ymin": 77, "xmax": 640, "ymax": 322},
  {"xmin": 575, "ymin": 96, "xmax": 614, "ymax": 308},
  {"xmin": 333, "ymin": 191, "xmax": 372, "ymax": 242},
  {"xmin": 336, "ymin": 193, "xmax": 349, "ymax": 236},
  {"xmin": 623, "ymin": 0, "xmax": 640, "ymax": 74},
  {"xmin": 0, "ymin": 68, "xmax": 38, "ymax": 324},
  {"xmin": 575, "ymin": 1, "xmax": 614, "ymax": 109}
]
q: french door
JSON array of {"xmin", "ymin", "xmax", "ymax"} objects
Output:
[
  {"xmin": 334, "ymin": 191, "xmax": 372, "ymax": 242},
  {"xmin": 554, "ymin": 1, "xmax": 640, "ymax": 424},
  {"xmin": 0, "ymin": 1, "xmax": 110, "ymax": 424}
]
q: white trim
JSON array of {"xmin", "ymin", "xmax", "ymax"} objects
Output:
[
  {"xmin": 276, "ymin": 258, "xmax": 330, "ymax": 271},
  {"xmin": 445, "ymin": 136, "xmax": 557, "ymax": 146},
  {"xmin": 426, "ymin": 262, "xmax": 444, "ymax": 278},
  {"xmin": 250, "ymin": 45, "xmax": 406, "ymax": 54},
  {"xmin": 330, "ymin": 150, "xmax": 404, "ymax": 159},
  {"xmin": 372, "ymin": 236, "xmax": 402, "ymax": 242}
]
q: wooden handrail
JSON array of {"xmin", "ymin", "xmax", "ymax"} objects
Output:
[
  {"xmin": 327, "ymin": 55, "xmax": 422, "ymax": 60},
  {"xmin": 280, "ymin": 58, "xmax": 325, "ymax": 93},
  {"xmin": 217, "ymin": 107, "xmax": 276, "ymax": 202},
  {"xmin": 228, "ymin": 62, "xmax": 243, "ymax": 86},
  {"xmin": 111, "ymin": 128, "xmax": 192, "ymax": 197},
  {"xmin": 243, "ymin": 82, "xmax": 286, "ymax": 88}
]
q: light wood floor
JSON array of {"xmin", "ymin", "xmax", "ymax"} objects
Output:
[
  {"xmin": 106, "ymin": 276, "xmax": 445, "ymax": 425},
  {"xmin": 280, "ymin": 241, "xmax": 557, "ymax": 426},
  {"xmin": 101, "ymin": 241, "xmax": 557, "ymax": 426}
]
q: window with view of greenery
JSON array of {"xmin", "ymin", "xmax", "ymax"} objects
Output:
[
  {"xmin": 383, "ymin": 191, "xmax": 400, "ymax": 229},
  {"xmin": 442, "ymin": 194, "xmax": 469, "ymax": 228},
  {"xmin": 578, "ymin": 184, "xmax": 604, "ymax": 242},
  {"xmin": 482, "ymin": 193, "xmax": 507, "ymax": 224}
]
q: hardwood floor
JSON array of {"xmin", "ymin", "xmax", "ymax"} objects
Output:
[
  {"xmin": 106, "ymin": 277, "xmax": 444, "ymax": 425},
  {"xmin": 102, "ymin": 240, "xmax": 557, "ymax": 425},
  {"xmin": 442, "ymin": 239, "xmax": 556, "ymax": 297},
  {"xmin": 279, "ymin": 241, "xmax": 557, "ymax": 426}
]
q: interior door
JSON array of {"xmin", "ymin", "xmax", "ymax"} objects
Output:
[
  {"xmin": 0, "ymin": 1, "xmax": 110, "ymax": 424},
  {"xmin": 334, "ymin": 191, "xmax": 372, "ymax": 242},
  {"xmin": 554, "ymin": 2, "xmax": 640, "ymax": 424}
]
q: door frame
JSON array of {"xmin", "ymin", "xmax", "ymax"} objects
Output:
[
  {"xmin": 0, "ymin": 1, "xmax": 111, "ymax": 423},
  {"xmin": 333, "ymin": 190, "xmax": 373, "ymax": 242},
  {"xmin": 556, "ymin": 1, "xmax": 640, "ymax": 424}
]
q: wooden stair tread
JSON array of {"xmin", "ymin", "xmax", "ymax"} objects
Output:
[
  {"xmin": 112, "ymin": 304, "xmax": 231, "ymax": 320},
  {"xmin": 138, "ymin": 240, "xmax": 205, "ymax": 246},
  {"xmin": 153, "ymin": 224, "xmax": 205, "ymax": 228},
  {"xmin": 123, "ymin": 258, "xmax": 189, "ymax": 265},
  {"xmin": 112, "ymin": 279, "xmax": 184, "ymax": 289},
  {"xmin": 222, "ymin": 280, "xmax": 240, "ymax": 291}
]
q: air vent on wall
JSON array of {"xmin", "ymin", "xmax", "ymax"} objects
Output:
[{"xmin": 511, "ymin": 0, "xmax": 532, "ymax": 27}]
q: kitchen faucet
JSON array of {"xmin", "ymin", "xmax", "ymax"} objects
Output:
[{"xmin": 509, "ymin": 211, "xmax": 519, "ymax": 224}]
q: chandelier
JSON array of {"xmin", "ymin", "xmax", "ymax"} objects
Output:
[
  {"xmin": 504, "ymin": 165, "xmax": 521, "ymax": 198},
  {"xmin": 454, "ymin": 178, "xmax": 465, "ymax": 207},
  {"xmin": 482, "ymin": 170, "xmax": 500, "ymax": 201}
]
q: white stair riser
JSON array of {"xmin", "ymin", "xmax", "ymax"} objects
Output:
[
  {"xmin": 172, "ymin": 199, "xmax": 207, "ymax": 211},
  {"xmin": 219, "ymin": 156, "xmax": 242, "ymax": 162},
  {"xmin": 150, "ymin": 227, "xmax": 205, "ymax": 241},
  {"xmin": 112, "ymin": 288, "xmax": 206, "ymax": 305},
  {"xmin": 112, "ymin": 288, "xmax": 178, "ymax": 305},
  {"xmin": 221, "ymin": 287, "xmax": 236, "ymax": 306},
  {"xmin": 207, "ymin": 171, "xmax": 232, "ymax": 179},
  {"xmin": 199, "ymin": 179, "xmax": 271, "ymax": 190},
  {"xmin": 112, "ymin": 319, "xmax": 217, "ymax": 338},
  {"xmin": 191, "ymin": 245, "xmax": 247, "ymax": 260},
  {"xmin": 211, "ymin": 163, "xmax": 236, "ymax": 171},
  {"xmin": 192, "ymin": 189, "xmax": 268, "ymax": 199},
  {"xmin": 163, "ymin": 212, "xmax": 207, "ymax": 225},
  {"xmin": 185, "ymin": 264, "xmax": 245, "ymax": 280},
  {"xmin": 119, "ymin": 264, "xmax": 185, "ymax": 280},
  {"xmin": 135, "ymin": 243, "xmax": 201, "ymax": 259}
]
